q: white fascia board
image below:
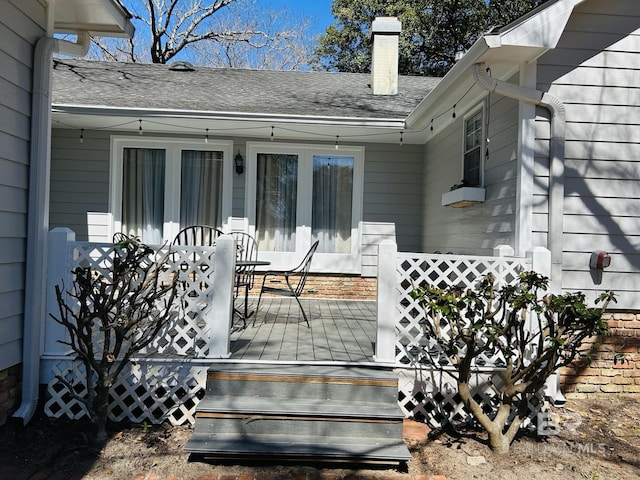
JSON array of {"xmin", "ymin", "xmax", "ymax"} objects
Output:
[
  {"xmin": 51, "ymin": 104, "xmax": 406, "ymax": 129},
  {"xmin": 498, "ymin": 0, "xmax": 584, "ymax": 48},
  {"xmin": 54, "ymin": 0, "xmax": 134, "ymax": 37}
]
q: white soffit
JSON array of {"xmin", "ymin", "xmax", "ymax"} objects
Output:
[{"xmin": 54, "ymin": 0, "xmax": 134, "ymax": 37}]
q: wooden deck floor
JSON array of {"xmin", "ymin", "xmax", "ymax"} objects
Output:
[{"xmin": 230, "ymin": 298, "xmax": 377, "ymax": 363}]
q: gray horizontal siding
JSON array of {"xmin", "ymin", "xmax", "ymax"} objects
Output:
[
  {"xmin": 50, "ymin": 130, "xmax": 425, "ymax": 262},
  {"xmin": 563, "ymin": 251, "xmax": 640, "ymax": 273},
  {"xmin": 0, "ymin": 0, "xmax": 46, "ymax": 371},
  {"xmin": 537, "ymin": 196, "xmax": 640, "ymax": 218},
  {"xmin": 536, "ymin": 214, "xmax": 640, "ymax": 237},
  {"xmin": 362, "ymin": 143, "xmax": 423, "ymax": 252},
  {"xmin": 536, "ymin": 0, "xmax": 640, "ymax": 309},
  {"xmin": 422, "ymin": 88, "xmax": 518, "ymax": 255},
  {"xmin": 50, "ymin": 129, "xmax": 112, "ymax": 239}
]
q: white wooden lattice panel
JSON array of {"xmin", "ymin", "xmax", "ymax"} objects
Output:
[
  {"xmin": 44, "ymin": 360, "xmax": 207, "ymax": 425},
  {"xmin": 69, "ymin": 242, "xmax": 216, "ymax": 358},
  {"xmin": 148, "ymin": 245, "xmax": 217, "ymax": 357},
  {"xmin": 45, "ymin": 242, "xmax": 219, "ymax": 426},
  {"xmin": 395, "ymin": 253, "xmax": 530, "ymax": 367},
  {"xmin": 396, "ymin": 368, "xmax": 541, "ymax": 429},
  {"xmin": 394, "ymin": 253, "xmax": 540, "ymax": 429}
]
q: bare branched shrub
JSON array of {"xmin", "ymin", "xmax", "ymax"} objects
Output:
[
  {"xmin": 52, "ymin": 234, "xmax": 179, "ymax": 445},
  {"xmin": 411, "ymin": 271, "xmax": 615, "ymax": 454}
]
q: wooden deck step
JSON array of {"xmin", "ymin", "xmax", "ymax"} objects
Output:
[
  {"xmin": 196, "ymin": 395, "xmax": 404, "ymax": 420},
  {"xmin": 204, "ymin": 364, "xmax": 400, "ymax": 401},
  {"xmin": 184, "ymin": 364, "xmax": 411, "ymax": 466},
  {"xmin": 186, "ymin": 432, "xmax": 410, "ymax": 464}
]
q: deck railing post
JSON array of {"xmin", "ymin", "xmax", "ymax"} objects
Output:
[
  {"xmin": 206, "ymin": 234, "xmax": 235, "ymax": 358},
  {"xmin": 493, "ymin": 244, "xmax": 515, "ymax": 257},
  {"xmin": 375, "ymin": 240, "xmax": 398, "ymax": 364},
  {"xmin": 526, "ymin": 246, "xmax": 552, "ymax": 281},
  {"xmin": 44, "ymin": 228, "xmax": 75, "ymax": 357}
]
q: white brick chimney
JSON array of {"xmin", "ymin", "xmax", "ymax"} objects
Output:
[{"xmin": 371, "ymin": 16, "xmax": 401, "ymax": 95}]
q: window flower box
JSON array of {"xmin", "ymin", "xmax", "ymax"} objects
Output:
[{"xmin": 441, "ymin": 186, "xmax": 486, "ymax": 208}]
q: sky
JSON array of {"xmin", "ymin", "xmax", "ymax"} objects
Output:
[{"xmin": 267, "ymin": 0, "xmax": 335, "ymax": 35}]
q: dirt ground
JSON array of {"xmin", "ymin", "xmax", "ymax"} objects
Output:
[{"xmin": 0, "ymin": 396, "xmax": 638, "ymax": 480}]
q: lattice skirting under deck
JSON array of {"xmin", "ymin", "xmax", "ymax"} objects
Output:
[
  {"xmin": 396, "ymin": 368, "xmax": 542, "ymax": 429},
  {"xmin": 44, "ymin": 359, "xmax": 541, "ymax": 430},
  {"xmin": 44, "ymin": 360, "xmax": 207, "ymax": 425}
]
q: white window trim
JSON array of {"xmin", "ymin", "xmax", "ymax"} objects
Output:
[
  {"xmin": 462, "ymin": 104, "xmax": 486, "ymax": 187},
  {"xmin": 109, "ymin": 136, "xmax": 233, "ymax": 243},
  {"xmin": 245, "ymin": 141, "xmax": 364, "ymax": 274}
]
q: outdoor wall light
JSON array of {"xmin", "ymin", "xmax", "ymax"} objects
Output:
[
  {"xmin": 234, "ymin": 151, "xmax": 244, "ymax": 174},
  {"xmin": 590, "ymin": 250, "xmax": 611, "ymax": 269}
]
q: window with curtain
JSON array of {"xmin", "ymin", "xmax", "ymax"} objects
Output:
[
  {"xmin": 247, "ymin": 142, "xmax": 363, "ymax": 273},
  {"xmin": 112, "ymin": 137, "xmax": 232, "ymax": 244},
  {"xmin": 463, "ymin": 109, "xmax": 483, "ymax": 187},
  {"xmin": 255, "ymin": 153, "xmax": 298, "ymax": 252},
  {"xmin": 121, "ymin": 147, "xmax": 166, "ymax": 244},
  {"xmin": 180, "ymin": 150, "xmax": 223, "ymax": 229},
  {"xmin": 312, "ymin": 155, "xmax": 353, "ymax": 254}
]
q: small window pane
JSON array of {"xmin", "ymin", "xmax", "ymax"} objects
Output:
[
  {"xmin": 256, "ymin": 153, "xmax": 298, "ymax": 252},
  {"xmin": 121, "ymin": 148, "xmax": 165, "ymax": 244},
  {"xmin": 464, "ymin": 148, "xmax": 481, "ymax": 187},
  {"xmin": 180, "ymin": 150, "xmax": 223, "ymax": 228},
  {"xmin": 464, "ymin": 110, "xmax": 483, "ymax": 186},
  {"xmin": 312, "ymin": 155, "xmax": 353, "ymax": 254}
]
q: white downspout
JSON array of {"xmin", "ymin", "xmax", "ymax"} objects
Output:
[
  {"xmin": 473, "ymin": 62, "xmax": 567, "ymax": 406},
  {"xmin": 473, "ymin": 63, "xmax": 566, "ymax": 292},
  {"xmin": 13, "ymin": 32, "xmax": 90, "ymax": 425}
]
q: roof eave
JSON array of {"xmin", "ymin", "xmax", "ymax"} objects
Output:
[
  {"xmin": 406, "ymin": 0, "xmax": 586, "ymax": 132},
  {"xmin": 405, "ymin": 37, "xmax": 491, "ymax": 130},
  {"xmin": 52, "ymin": 104, "xmax": 407, "ymax": 129},
  {"xmin": 53, "ymin": 0, "xmax": 134, "ymax": 37}
]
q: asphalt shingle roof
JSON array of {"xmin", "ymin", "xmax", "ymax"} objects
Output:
[{"xmin": 52, "ymin": 59, "xmax": 440, "ymax": 119}]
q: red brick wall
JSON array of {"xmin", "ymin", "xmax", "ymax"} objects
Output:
[
  {"xmin": 0, "ymin": 364, "xmax": 21, "ymax": 426},
  {"xmin": 560, "ymin": 312, "xmax": 640, "ymax": 398},
  {"xmin": 250, "ymin": 274, "xmax": 377, "ymax": 300}
]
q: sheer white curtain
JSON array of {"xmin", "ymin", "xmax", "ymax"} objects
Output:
[
  {"xmin": 312, "ymin": 155, "xmax": 353, "ymax": 254},
  {"xmin": 180, "ymin": 150, "xmax": 223, "ymax": 228},
  {"xmin": 256, "ymin": 153, "xmax": 297, "ymax": 252},
  {"xmin": 121, "ymin": 148, "xmax": 165, "ymax": 244}
]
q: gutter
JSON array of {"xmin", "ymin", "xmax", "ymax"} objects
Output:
[
  {"xmin": 52, "ymin": 104, "xmax": 408, "ymax": 129},
  {"xmin": 13, "ymin": 33, "xmax": 90, "ymax": 426}
]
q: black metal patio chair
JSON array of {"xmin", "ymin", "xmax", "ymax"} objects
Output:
[
  {"xmin": 172, "ymin": 225, "xmax": 223, "ymax": 247},
  {"xmin": 254, "ymin": 240, "xmax": 319, "ymax": 327}
]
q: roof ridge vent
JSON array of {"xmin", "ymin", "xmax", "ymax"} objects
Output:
[{"xmin": 168, "ymin": 61, "xmax": 195, "ymax": 72}]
